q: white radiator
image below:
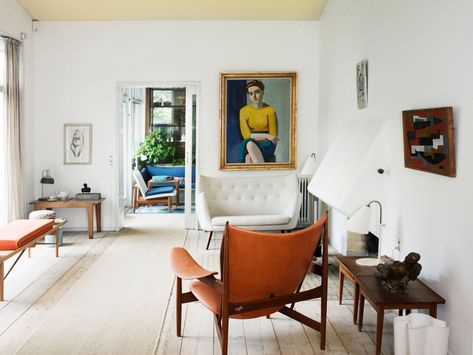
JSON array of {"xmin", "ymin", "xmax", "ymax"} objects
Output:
[{"xmin": 297, "ymin": 175, "xmax": 317, "ymax": 227}]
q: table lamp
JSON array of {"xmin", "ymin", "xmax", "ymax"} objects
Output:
[
  {"xmin": 346, "ymin": 200, "xmax": 383, "ymax": 266},
  {"xmin": 39, "ymin": 169, "xmax": 54, "ymax": 201}
]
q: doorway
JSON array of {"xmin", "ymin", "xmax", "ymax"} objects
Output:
[{"xmin": 116, "ymin": 82, "xmax": 199, "ymax": 230}]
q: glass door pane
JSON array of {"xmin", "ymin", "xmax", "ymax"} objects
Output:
[{"xmin": 184, "ymin": 86, "xmax": 197, "ymax": 229}]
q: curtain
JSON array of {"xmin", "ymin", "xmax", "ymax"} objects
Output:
[{"xmin": 1, "ymin": 37, "xmax": 24, "ymax": 224}]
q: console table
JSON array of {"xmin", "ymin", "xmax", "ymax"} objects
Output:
[{"xmin": 30, "ymin": 198, "xmax": 104, "ymax": 239}]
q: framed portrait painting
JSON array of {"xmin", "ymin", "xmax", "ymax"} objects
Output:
[
  {"xmin": 64, "ymin": 124, "xmax": 92, "ymax": 164},
  {"xmin": 220, "ymin": 72, "xmax": 297, "ymax": 170},
  {"xmin": 402, "ymin": 107, "xmax": 455, "ymax": 177}
]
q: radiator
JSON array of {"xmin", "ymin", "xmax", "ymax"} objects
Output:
[{"xmin": 297, "ymin": 175, "xmax": 317, "ymax": 227}]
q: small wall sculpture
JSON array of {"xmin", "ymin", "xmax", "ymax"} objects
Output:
[{"xmin": 375, "ymin": 252, "xmax": 422, "ymax": 294}]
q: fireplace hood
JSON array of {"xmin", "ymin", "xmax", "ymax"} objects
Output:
[{"xmin": 308, "ymin": 118, "xmax": 387, "ymax": 217}]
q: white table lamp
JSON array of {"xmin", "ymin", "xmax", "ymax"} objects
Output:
[{"xmin": 346, "ymin": 200, "xmax": 383, "ymax": 266}]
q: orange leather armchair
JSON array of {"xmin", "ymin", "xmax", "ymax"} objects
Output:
[{"xmin": 170, "ymin": 212, "xmax": 329, "ymax": 354}]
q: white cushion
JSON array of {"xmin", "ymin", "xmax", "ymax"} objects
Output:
[
  {"xmin": 144, "ymin": 190, "xmax": 176, "ymax": 200},
  {"xmin": 132, "ymin": 169, "xmax": 148, "ymax": 197},
  {"xmin": 212, "ymin": 214, "xmax": 290, "ymax": 227}
]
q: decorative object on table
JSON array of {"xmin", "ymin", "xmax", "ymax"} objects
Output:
[
  {"xmin": 64, "ymin": 124, "xmax": 92, "ymax": 164},
  {"xmin": 81, "ymin": 183, "xmax": 91, "ymax": 193},
  {"xmin": 57, "ymin": 190, "xmax": 70, "ymax": 200},
  {"xmin": 346, "ymin": 200, "xmax": 383, "ymax": 266},
  {"xmin": 29, "ymin": 209, "xmax": 56, "ymax": 220},
  {"xmin": 356, "ymin": 59, "xmax": 368, "ymax": 109},
  {"xmin": 220, "ymin": 71, "xmax": 297, "ymax": 170},
  {"xmin": 402, "ymin": 107, "xmax": 455, "ymax": 177},
  {"xmin": 39, "ymin": 169, "xmax": 54, "ymax": 201},
  {"xmin": 375, "ymin": 252, "xmax": 422, "ymax": 294},
  {"xmin": 76, "ymin": 192, "xmax": 101, "ymax": 200},
  {"xmin": 394, "ymin": 313, "xmax": 449, "ymax": 355}
]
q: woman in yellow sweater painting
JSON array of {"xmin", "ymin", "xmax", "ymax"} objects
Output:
[{"xmin": 238, "ymin": 80, "xmax": 278, "ymax": 163}]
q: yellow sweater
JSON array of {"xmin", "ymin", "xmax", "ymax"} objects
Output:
[{"xmin": 239, "ymin": 104, "xmax": 277, "ymax": 140}]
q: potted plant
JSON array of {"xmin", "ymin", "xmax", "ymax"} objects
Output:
[{"xmin": 136, "ymin": 129, "xmax": 175, "ymax": 168}]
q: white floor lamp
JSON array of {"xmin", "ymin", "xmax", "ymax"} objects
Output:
[{"xmin": 346, "ymin": 200, "xmax": 383, "ymax": 266}]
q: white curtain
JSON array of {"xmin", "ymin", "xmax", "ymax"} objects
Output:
[{"xmin": 0, "ymin": 37, "xmax": 24, "ymax": 225}]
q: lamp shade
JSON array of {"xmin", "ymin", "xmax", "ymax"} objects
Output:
[
  {"xmin": 300, "ymin": 153, "xmax": 317, "ymax": 176},
  {"xmin": 40, "ymin": 170, "xmax": 54, "ymax": 184},
  {"xmin": 346, "ymin": 205, "xmax": 371, "ymax": 234}
]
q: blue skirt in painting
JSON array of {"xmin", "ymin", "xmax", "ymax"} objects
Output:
[{"xmin": 238, "ymin": 138, "xmax": 276, "ymax": 162}]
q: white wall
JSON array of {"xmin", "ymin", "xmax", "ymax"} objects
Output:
[
  {"xmin": 32, "ymin": 21, "xmax": 319, "ymax": 230},
  {"xmin": 319, "ymin": 1, "xmax": 473, "ymax": 353},
  {"xmin": 0, "ymin": 0, "xmax": 34, "ymax": 212}
]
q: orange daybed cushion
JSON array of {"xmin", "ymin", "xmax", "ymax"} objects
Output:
[{"xmin": 0, "ymin": 219, "xmax": 55, "ymax": 250}]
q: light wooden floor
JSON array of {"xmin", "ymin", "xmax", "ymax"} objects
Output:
[{"xmin": 0, "ymin": 214, "xmax": 395, "ymax": 354}]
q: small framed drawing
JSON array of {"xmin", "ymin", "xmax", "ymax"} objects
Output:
[
  {"xmin": 356, "ymin": 60, "xmax": 368, "ymax": 109},
  {"xmin": 220, "ymin": 71, "xmax": 297, "ymax": 170},
  {"xmin": 64, "ymin": 124, "xmax": 92, "ymax": 164},
  {"xmin": 402, "ymin": 107, "xmax": 455, "ymax": 177}
]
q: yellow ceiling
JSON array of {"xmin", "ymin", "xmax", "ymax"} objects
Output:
[{"xmin": 17, "ymin": 0, "xmax": 327, "ymax": 21}]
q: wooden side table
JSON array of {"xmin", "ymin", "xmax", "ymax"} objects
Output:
[
  {"xmin": 336, "ymin": 256, "xmax": 379, "ymax": 324},
  {"xmin": 147, "ymin": 179, "xmax": 180, "ymax": 206},
  {"xmin": 357, "ymin": 275, "xmax": 445, "ymax": 355}
]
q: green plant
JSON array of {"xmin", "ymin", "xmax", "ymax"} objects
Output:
[{"xmin": 136, "ymin": 129, "xmax": 175, "ymax": 167}]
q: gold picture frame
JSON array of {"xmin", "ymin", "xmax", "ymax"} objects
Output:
[{"xmin": 220, "ymin": 72, "xmax": 297, "ymax": 170}]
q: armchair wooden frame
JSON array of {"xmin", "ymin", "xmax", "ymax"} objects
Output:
[
  {"xmin": 171, "ymin": 213, "xmax": 329, "ymax": 355},
  {"xmin": 132, "ymin": 184, "xmax": 173, "ymax": 212}
]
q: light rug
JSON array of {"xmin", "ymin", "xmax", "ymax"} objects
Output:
[{"xmin": 15, "ymin": 214, "xmax": 186, "ymax": 355}]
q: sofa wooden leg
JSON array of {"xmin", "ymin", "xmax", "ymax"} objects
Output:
[
  {"xmin": 168, "ymin": 197, "xmax": 172, "ymax": 211},
  {"xmin": 205, "ymin": 231, "xmax": 213, "ymax": 250}
]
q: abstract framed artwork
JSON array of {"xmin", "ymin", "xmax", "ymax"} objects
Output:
[
  {"xmin": 64, "ymin": 124, "xmax": 92, "ymax": 164},
  {"xmin": 220, "ymin": 72, "xmax": 297, "ymax": 170},
  {"xmin": 356, "ymin": 60, "xmax": 368, "ymax": 109},
  {"xmin": 402, "ymin": 107, "xmax": 455, "ymax": 177}
]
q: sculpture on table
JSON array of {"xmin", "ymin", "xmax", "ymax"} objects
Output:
[
  {"xmin": 375, "ymin": 252, "xmax": 422, "ymax": 294},
  {"xmin": 81, "ymin": 183, "xmax": 91, "ymax": 193}
]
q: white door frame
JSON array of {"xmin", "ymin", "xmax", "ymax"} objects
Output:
[{"xmin": 114, "ymin": 81, "xmax": 200, "ymax": 231}]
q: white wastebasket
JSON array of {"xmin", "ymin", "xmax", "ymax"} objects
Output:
[{"xmin": 394, "ymin": 313, "xmax": 449, "ymax": 355}]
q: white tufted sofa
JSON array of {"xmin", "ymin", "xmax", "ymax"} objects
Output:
[{"xmin": 196, "ymin": 174, "xmax": 302, "ymax": 248}]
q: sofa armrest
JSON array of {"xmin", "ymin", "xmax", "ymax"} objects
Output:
[
  {"xmin": 285, "ymin": 191, "xmax": 303, "ymax": 229},
  {"xmin": 196, "ymin": 192, "xmax": 213, "ymax": 231}
]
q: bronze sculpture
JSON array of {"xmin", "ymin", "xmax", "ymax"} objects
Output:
[{"xmin": 375, "ymin": 252, "xmax": 422, "ymax": 293}]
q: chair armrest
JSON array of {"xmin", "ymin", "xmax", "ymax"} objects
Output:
[
  {"xmin": 285, "ymin": 191, "xmax": 303, "ymax": 229},
  {"xmin": 170, "ymin": 247, "xmax": 217, "ymax": 280},
  {"xmin": 196, "ymin": 192, "xmax": 213, "ymax": 231}
]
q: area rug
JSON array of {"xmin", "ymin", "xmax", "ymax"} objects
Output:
[{"xmin": 129, "ymin": 205, "xmax": 185, "ymax": 214}]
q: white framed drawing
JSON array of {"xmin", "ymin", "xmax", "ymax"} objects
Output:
[
  {"xmin": 64, "ymin": 124, "xmax": 92, "ymax": 164},
  {"xmin": 356, "ymin": 59, "xmax": 368, "ymax": 109}
]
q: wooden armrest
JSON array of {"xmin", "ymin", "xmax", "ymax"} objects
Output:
[{"xmin": 170, "ymin": 247, "xmax": 217, "ymax": 280}]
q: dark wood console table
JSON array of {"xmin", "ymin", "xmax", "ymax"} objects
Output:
[
  {"xmin": 357, "ymin": 275, "xmax": 445, "ymax": 355},
  {"xmin": 30, "ymin": 198, "xmax": 105, "ymax": 239},
  {"xmin": 336, "ymin": 255, "xmax": 445, "ymax": 355}
]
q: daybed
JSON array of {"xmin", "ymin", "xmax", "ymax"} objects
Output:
[{"xmin": 196, "ymin": 174, "xmax": 302, "ymax": 249}]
